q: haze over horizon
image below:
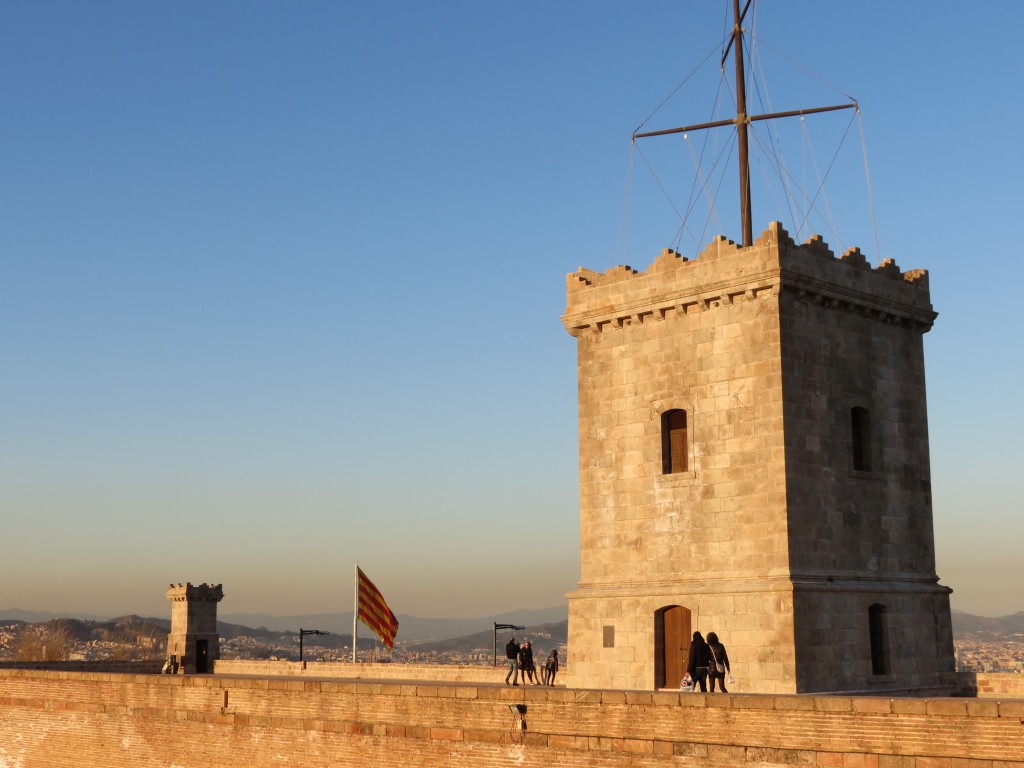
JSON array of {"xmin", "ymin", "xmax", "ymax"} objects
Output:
[{"xmin": 3, "ymin": 1, "xmax": 1021, "ymax": 621}]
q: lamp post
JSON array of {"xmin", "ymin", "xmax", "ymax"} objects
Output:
[
  {"xmin": 492, "ymin": 622, "xmax": 525, "ymax": 666},
  {"xmin": 299, "ymin": 628, "xmax": 330, "ymax": 662}
]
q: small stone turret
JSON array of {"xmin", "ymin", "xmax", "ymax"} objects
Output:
[{"xmin": 165, "ymin": 582, "xmax": 224, "ymax": 674}]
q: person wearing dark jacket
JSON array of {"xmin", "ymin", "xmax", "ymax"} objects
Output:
[
  {"xmin": 706, "ymin": 631, "xmax": 731, "ymax": 693},
  {"xmin": 519, "ymin": 640, "xmax": 538, "ymax": 684},
  {"xmin": 545, "ymin": 649, "xmax": 559, "ymax": 686},
  {"xmin": 686, "ymin": 631, "xmax": 710, "ymax": 692},
  {"xmin": 504, "ymin": 637, "xmax": 521, "ymax": 685}
]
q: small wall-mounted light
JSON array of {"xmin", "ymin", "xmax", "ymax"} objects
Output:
[{"xmin": 508, "ymin": 703, "xmax": 527, "ymax": 731}]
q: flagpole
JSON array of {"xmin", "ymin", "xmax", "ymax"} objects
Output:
[{"xmin": 352, "ymin": 561, "xmax": 358, "ymax": 664}]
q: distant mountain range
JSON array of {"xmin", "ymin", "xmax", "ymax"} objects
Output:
[
  {"xmin": 0, "ymin": 611, "xmax": 567, "ymax": 658},
  {"xmin": 2, "ymin": 607, "xmax": 1020, "ymax": 645},
  {"xmin": 219, "ymin": 605, "xmax": 569, "ymax": 642},
  {"xmin": 950, "ymin": 609, "xmax": 1024, "ymax": 636},
  {"xmin": 0, "ymin": 605, "xmax": 569, "ymax": 644}
]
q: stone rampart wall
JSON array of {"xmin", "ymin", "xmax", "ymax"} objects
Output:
[
  {"xmin": 214, "ymin": 659, "xmax": 511, "ymax": 684},
  {"xmin": 0, "ymin": 659, "xmax": 163, "ymax": 674},
  {"xmin": 959, "ymin": 671, "xmax": 1024, "ymax": 699},
  {"xmin": 1, "ymin": 668, "xmax": 1022, "ymax": 768}
]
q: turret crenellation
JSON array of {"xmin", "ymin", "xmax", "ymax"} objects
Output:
[{"xmin": 563, "ymin": 223, "xmax": 934, "ymax": 336}]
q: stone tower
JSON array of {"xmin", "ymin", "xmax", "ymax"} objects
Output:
[
  {"xmin": 165, "ymin": 582, "xmax": 224, "ymax": 674},
  {"xmin": 561, "ymin": 222, "xmax": 955, "ymax": 694}
]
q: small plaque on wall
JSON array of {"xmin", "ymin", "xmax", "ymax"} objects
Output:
[{"xmin": 603, "ymin": 625, "xmax": 615, "ymax": 648}]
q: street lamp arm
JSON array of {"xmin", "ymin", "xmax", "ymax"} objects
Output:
[{"xmin": 298, "ymin": 628, "xmax": 331, "ymax": 662}]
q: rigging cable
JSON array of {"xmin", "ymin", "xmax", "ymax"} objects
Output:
[
  {"xmin": 678, "ymin": 69, "xmax": 731, "ymax": 249},
  {"xmin": 856, "ymin": 108, "xmax": 882, "ymax": 261},
  {"xmin": 693, "ymin": 131, "xmax": 738, "ymax": 250},
  {"xmin": 746, "ymin": 28, "xmax": 803, "ymax": 239},
  {"xmin": 633, "ymin": 43, "xmax": 722, "ymax": 136},
  {"xmin": 749, "ymin": 124, "xmax": 796, "ymax": 238},
  {"xmin": 793, "ymin": 109, "xmax": 858, "ymax": 247},
  {"xmin": 744, "ymin": 25, "xmax": 862, "ymax": 250},
  {"xmin": 800, "ymin": 115, "xmax": 843, "ymax": 250},
  {"xmin": 754, "ymin": 37, "xmax": 857, "ymax": 103},
  {"xmin": 617, "ymin": 143, "xmax": 637, "ymax": 263},
  {"xmin": 633, "ymin": 141, "xmax": 689, "ymax": 231},
  {"xmin": 681, "ymin": 131, "xmax": 729, "ymax": 250}
]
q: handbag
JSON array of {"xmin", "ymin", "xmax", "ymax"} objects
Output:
[{"xmin": 709, "ymin": 646, "xmax": 724, "ymax": 674}]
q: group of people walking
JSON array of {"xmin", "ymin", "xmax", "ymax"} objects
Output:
[
  {"xmin": 504, "ymin": 637, "xmax": 559, "ymax": 686},
  {"xmin": 684, "ymin": 631, "xmax": 731, "ymax": 692},
  {"xmin": 502, "ymin": 631, "xmax": 730, "ymax": 692}
]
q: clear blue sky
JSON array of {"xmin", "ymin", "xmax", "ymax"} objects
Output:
[{"xmin": 2, "ymin": 1, "xmax": 1021, "ymax": 621}]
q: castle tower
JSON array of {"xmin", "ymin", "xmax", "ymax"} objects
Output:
[
  {"xmin": 561, "ymin": 222, "xmax": 955, "ymax": 694},
  {"xmin": 165, "ymin": 582, "xmax": 224, "ymax": 674}
]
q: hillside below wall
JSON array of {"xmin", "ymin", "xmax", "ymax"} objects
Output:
[{"xmin": 1, "ymin": 669, "xmax": 1022, "ymax": 768}]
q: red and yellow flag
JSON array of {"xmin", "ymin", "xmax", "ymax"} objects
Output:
[{"xmin": 357, "ymin": 567, "xmax": 399, "ymax": 648}]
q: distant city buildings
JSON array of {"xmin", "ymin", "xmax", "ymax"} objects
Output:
[
  {"xmin": 0, "ymin": 619, "xmax": 1013, "ymax": 674},
  {"xmin": 954, "ymin": 636, "xmax": 1024, "ymax": 673}
]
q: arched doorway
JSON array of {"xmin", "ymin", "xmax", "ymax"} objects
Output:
[
  {"xmin": 195, "ymin": 639, "xmax": 209, "ymax": 674},
  {"xmin": 654, "ymin": 605, "xmax": 691, "ymax": 689}
]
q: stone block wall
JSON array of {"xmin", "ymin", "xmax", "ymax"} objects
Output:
[
  {"xmin": 563, "ymin": 228, "xmax": 795, "ymax": 692},
  {"xmin": 1, "ymin": 668, "xmax": 1022, "ymax": 767},
  {"xmin": 772, "ymin": 236, "xmax": 953, "ymax": 694},
  {"xmin": 958, "ymin": 672, "xmax": 1024, "ymax": 699}
]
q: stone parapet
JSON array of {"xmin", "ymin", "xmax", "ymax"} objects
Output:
[
  {"xmin": 958, "ymin": 671, "xmax": 1024, "ymax": 699},
  {"xmin": 563, "ymin": 222, "xmax": 935, "ymax": 336},
  {"xmin": 0, "ymin": 660, "xmax": 163, "ymax": 674},
  {"xmin": 165, "ymin": 582, "xmax": 224, "ymax": 602},
  {"xmin": 0, "ymin": 668, "xmax": 1021, "ymax": 767},
  {"xmin": 214, "ymin": 659, "xmax": 519, "ymax": 685}
]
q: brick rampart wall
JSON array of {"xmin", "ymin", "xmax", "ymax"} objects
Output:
[
  {"xmin": 0, "ymin": 660, "xmax": 163, "ymax": 674},
  {"xmin": 214, "ymin": 659, "xmax": 512, "ymax": 684},
  {"xmin": 1, "ymin": 668, "xmax": 1022, "ymax": 768}
]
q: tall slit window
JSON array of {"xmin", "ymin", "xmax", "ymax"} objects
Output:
[
  {"xmin": 662, "ymin": 409, "xmax": 688, "ymax": 474},
  {"xmin": 869, "ymin": 603, "xmax": 890, "ymax": 675},
  {"xmin": 851, "ymin": 406, "xmax": 872, "ymax": 472}
]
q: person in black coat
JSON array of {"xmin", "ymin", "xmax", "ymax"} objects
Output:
[
  {"xmin": 706, "ymin": 631, "xmax": 731, "ymax": 693},
  {"xmin": 519, "ymin": 640, "xmax": 538, "ymax": 684},
  {"xmin": 545, "ymin": 649, "xmax": 559, "ymax": 686},
  {"xmin": 685, "ymin": 631, "xmax": 710, "ymax": 692}
]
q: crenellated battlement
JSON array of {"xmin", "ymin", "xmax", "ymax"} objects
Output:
[
  {"xmin": 568, "ymin": 223, "xmax": 928, "ymax": 291},
  {"xmin": 563, "ymin": 222, "xmax": 934, "ymax": 336},
  {"xmin": 166, "ymin": 582, "xmax": 224, "ymax": 603}
]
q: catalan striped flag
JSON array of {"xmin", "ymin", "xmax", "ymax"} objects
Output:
[{"xmin": 356, "ymin": 566, "xmax": 399, "ymax": 649}]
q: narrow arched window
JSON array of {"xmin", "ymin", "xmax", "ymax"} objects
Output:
[
  {"xmin": 661, "ymin": 409, "xmax": 688, "ymax": 474},
  {"xmin": 869, "ymin": 603, "xmax": 889, "ymax": 675},
  {"xmin": 851, "ymin": 407, "xmax": 872, "ymax": 472}
]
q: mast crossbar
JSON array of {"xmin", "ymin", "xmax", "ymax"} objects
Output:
[
  {"xmin": 634, "ymin": 0, "xmax": 856, "ymax": 246},
  {"xmin": 632, "ymin": 101, "xmax": 856, "ymax": 141}
]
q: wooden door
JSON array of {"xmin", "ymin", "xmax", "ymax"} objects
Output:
[
  {"xmin": 656, "ymin": 606, "xmax": 691, "ymax": 688},
  {"xmin": 196, "ymin": 640, "xmax": 209, "ymax": 674}
]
